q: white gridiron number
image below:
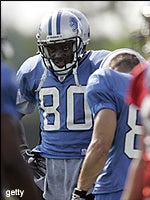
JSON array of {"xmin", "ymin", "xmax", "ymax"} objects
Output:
[
  {"xmin": 125, "ymin": 104, "xmax": 142, "ymax": 159},
  {"xmin": 39, "ymin": 86, "xmax": 92, "ymax": 131}
]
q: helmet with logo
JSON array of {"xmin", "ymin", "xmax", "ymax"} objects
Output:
[
  {"xmin": 36, "ymin": 9, "xmax": 84, "ymax": 75},
  {"xmin": 59, "ymin": 8, "xmax": 90, "ymax": 46}
]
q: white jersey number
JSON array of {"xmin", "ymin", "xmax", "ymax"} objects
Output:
[
  {"xmin": 39, "ymin": 86, "xmax": 92, "ymax": 131},
  {"xmin": 125, "ymin": 104, "xmax": 142, "ymax": 159}
]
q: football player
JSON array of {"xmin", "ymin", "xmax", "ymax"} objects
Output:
[
  {"xmin": 16, "ymin": 8, "xmax": 110, "ymax": 200},
  {"xmin": 72, "ymin": 48, "xmax": 145, "ymax": 200},
  {"xmin": 121, "ymin": 59, "xmax": 150, "ymax": 200},
  {"xmin": 1, "ymin": 36, "xmax": 41, "ymax": 200}
]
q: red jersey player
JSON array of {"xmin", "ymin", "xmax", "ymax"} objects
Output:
[{"xmin": 121, "ymin": 59, "xmax": 150, "ymax": 200}]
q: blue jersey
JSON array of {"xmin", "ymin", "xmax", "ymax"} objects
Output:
[
  {"xmin": 16, "ymin": 50, "xmax": 110, "ymax": 158},
  {"xmin": 86, "ymin": 67, "xmax": 142, "ymax": 194},
  {"xmin": 1, "ymin": 61, "xmax": 18, "ymax": 117}
]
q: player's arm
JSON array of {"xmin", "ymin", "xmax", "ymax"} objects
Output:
[
  {"xmin": 120, "ymin": 158, "xmax": 143, "ymax": 200},
  {"xmin": 16, "ymin": 96, "xmax": 46, "ymax": 186},
  {"xmin": 16, "ymin": 90, "xmax": 36, "ymax": 150},
  {"xmin": 73, "ymin": 108, "xmax": 116, "ymax": 198},
  {"xmin": 120, "ymin": 133, "xmax": 144, "ymax": 200}
]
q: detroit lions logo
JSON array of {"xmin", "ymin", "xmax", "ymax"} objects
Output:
[{"xmin": 69, "ymin": 17, "xmax": 79, "ymax": 34}]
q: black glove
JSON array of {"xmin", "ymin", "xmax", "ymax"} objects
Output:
[
  {"xmin": 20, "ymin": 147, "xmax": 35, "ymax": 162},
  {"xmin": 28, "ymin": 152, "xmax": 46, "ymax": 179},
  {"xmin": 20, "ymin": 145, "xmax": 46, "ymax": 179},
  {"xmin": 72, "ymin": 188, "xmax": 94, "ymax": 200}
]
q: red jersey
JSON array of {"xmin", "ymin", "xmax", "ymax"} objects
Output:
[
  {"xmin": 126, "ymin": 60, "xmax": 150, "ymax": 107},
  {"xmin": 126, "ymin": 60, "xmax": 150, "ymax": 200}
]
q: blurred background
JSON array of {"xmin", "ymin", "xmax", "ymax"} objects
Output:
[{"xmin": 2, "ymin": 1, "xmax": 150, "ymax": 148}]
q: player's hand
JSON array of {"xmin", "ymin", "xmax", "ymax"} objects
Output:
[
  {"xmin": 28, "ymin": 153, "xmax": 46, "ymax": 179},
  {"xmin": 20, "ymin": 147, "xmax": 46, "ymax": 179},
  {"xmin": 21, "ymin": 148, "xmax": 35, "ymax": 162},
  {"xmin": 71, "ymin": 188, "xmax": 94, "ymax": 200}
]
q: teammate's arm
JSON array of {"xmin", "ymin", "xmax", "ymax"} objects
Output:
[
  {"xmin": 120, "ymin": 131, "xmax": 144, "ymax": 200},
  {"xmin": 76, "ymin": 109, "xmax": 116, "ymax": 191}
]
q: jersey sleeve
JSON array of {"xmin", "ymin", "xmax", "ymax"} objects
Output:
[
  {"xmin": 86, "ymin": 68, "xmax": 117, "ymax": 118},
  {"xmin": 16, "ymin": 56, "xmax": 40, "ymax": 114},
  {"xmin": 16, "ymin": 55, "xmax": 43, "ymax": 104}
]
